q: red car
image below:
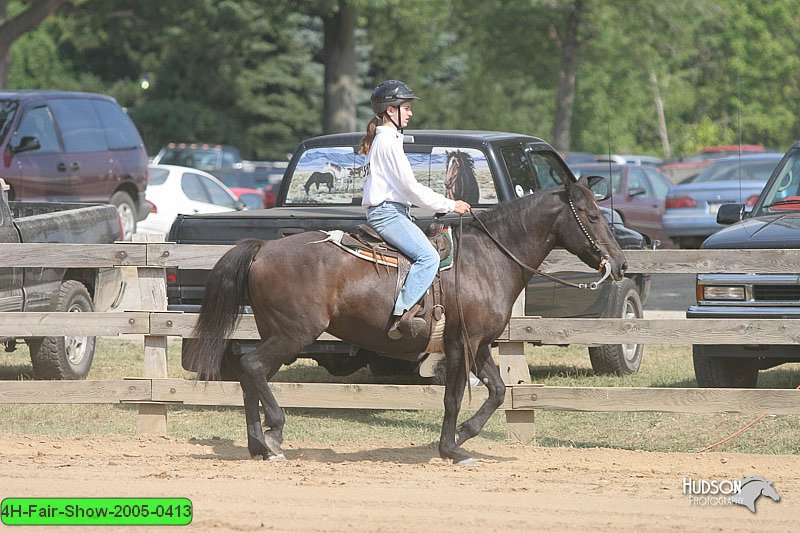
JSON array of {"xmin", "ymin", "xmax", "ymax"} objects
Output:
[{"xmin": 228, "ymin": 187, "xmax": 265, "ymax": 210}]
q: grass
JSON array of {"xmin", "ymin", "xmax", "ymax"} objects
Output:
[{"xmin": 1, "ymin": 338, "xmax": 800, "ymax": 454}]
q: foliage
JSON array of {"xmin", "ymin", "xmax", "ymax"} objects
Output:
[{"xmin": 3, "ymin": 0, "xmax": 800, "ymax": 160}]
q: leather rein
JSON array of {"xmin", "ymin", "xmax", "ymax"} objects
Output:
[{"xmin": 466, "ymin": 196, "xmax": 613, "ymax": 290}]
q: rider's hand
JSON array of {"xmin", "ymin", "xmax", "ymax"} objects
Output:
[{"xmin": 453, "ymin": 200, "xmax": 471, "ymax": 215}]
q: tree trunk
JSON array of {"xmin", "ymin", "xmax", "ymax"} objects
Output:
[
  {"xmin": 551, "ymin": 0, "xmax": 585, "ymax": 152},
  {"xmin": 0, "ymin": 0, "xmax": 70, "ymax": 88},
  {"xmin": 322, "ymin": 2, "xmax": 356, "ymax": 134},
  {"xmin": 649, "ymin": 69, "xmax": 671, "ymax": 159}
]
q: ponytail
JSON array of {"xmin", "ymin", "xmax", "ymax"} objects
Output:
[{"xmin": 359, "ymin": 116, "xmax": 383, "ymax": 155}]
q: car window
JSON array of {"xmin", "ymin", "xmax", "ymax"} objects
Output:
[
  {"xmin": 285, "ymin": 146, "xmax": 365, "ymax": 205},
  {"xmin": 572, "ymin": 166, "xmax": 623, "ymax": 193},
  {"xmin": 148, "ymin": 167, "xmax": 169, "ymax": 185},
  {"xmin": 694, "ymin": 159, "xmax": 779, "ymax": 183},
  {"xmin": 502, "ymin": 145, "xmax": 536, "ymax": 197},
  {"xmin": 527, "ymin": 147, "xmax": 573, "ymax": 193},
  {"xmin": 757, "ymin": 150, "xmax": 800, "ymax": 213},
  {"xmin": 13, "ymin": 106, "xmax": 61, "ymax": 153},
  {"xmin": 0, "ymin": 100, "xmax": 19, "ymax": 145},
  {"xmin": 221, "ymin": 149, "xmax": 239, "ymax": 169},
  {"xmin": 93, "ymin": 99, "xmax": 142, "ymax": 150},
  {"xmin": 627, "ymin": 167, "xmax": 652, "ymax": 197},
  {"xmin": 201, "ymin": 175, "xmax": 239, "ymax": 207},
  {"xmin": 644, "ymin": 167, "xmax": 671, "ymax": 199},
  {"xmin": 181, "ymin": 172, "xmax": 210, "ymax": 202},
  {"xmin": 48, "ymin": 98, "xmax": 107, "ymax": 152}
]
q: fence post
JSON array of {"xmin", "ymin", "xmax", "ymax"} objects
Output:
[
  {"xmin": 500, "ymin": 293, "xmax": 535, "ymax": 444},
  {"xmin": 132, "ymin": 233, "xmax": 169, "ymax": 436}
]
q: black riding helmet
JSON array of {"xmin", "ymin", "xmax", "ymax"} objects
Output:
[{"xmin": 370, "ymin": 80, "xmax": 420, "ymax": 115}]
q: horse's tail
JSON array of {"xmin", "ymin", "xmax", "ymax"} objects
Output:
[{"xmin": 187, "ymin": 238, "xmax": 264, "ymax": 380}]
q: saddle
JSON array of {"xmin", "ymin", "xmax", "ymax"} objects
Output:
[{"xmin": 311, "ymin": 222, "xmax": 452, "ymax": 352}]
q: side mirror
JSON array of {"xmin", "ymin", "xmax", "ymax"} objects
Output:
[
  {"xmin": 716, "ymin": 203, "xmax": 744, "ymax": 225},
  {"xmin": 11, "ymin": 136, "xmax": 40, "ymax": 154},
  {"xmin": 234, "ymin": 200, "xmax": 247, "ymax": 211},
  {"xmin": 586, "ymin": 175, "xmax": 611, "ymax": 201}
]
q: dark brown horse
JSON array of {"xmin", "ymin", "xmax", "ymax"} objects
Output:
[
  {"xmin": 303, "ymin": 171, "xmax": 335, "ymax": 194},
  {"xmin": 186, "ymin": 176, "xmax": 626, "ymax": 464},
  {"xmin": 445, "ymin": 150, "xmax": 480, "ymax": 204}
]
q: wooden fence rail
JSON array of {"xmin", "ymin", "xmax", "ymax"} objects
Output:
[{"xmin": 2, "ymin": 242, "xmax": 800, "ymax": 443}]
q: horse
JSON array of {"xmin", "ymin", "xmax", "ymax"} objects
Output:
[
  {"xmin": 445, "ymin": 150, "xmax": 481, "ymax": 204},
  {"xmin": 186, "ymin": 176, "xmax": 627, "ymax": 464},
  {"xmin": 730, "ymin": 476, "xmax": 781, "ymax": 512},
  {"xmin": 322, "ymin": 162, "xmax": 349, "ymax": 191},
  {"xmin": 303, "ymin": 171, "xmax": 335, "ymax": 194}
]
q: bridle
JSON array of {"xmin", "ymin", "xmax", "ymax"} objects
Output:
[{"xmin": 466, "ymin": 196, "xmax": 612, "ymax": 291}]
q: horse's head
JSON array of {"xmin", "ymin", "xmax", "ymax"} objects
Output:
[
  {"xmin": 445, "ymin": 151, "xmax": 461, "ymax": 195},
  {"xmin": 557, "ymin": 176, "xmax": 627, "ymax": 281}
]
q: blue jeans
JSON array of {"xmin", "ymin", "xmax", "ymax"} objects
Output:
[{"xmin": 367, "ymin": 201, "xmax": 439, "ymax": 316}]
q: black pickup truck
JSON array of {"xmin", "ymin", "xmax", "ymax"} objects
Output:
[
  {"xmin": 688, "ymin": 139, "xmax": 800, "ymax": 387},
  {"xmin": 168, "ymin": 130, "xmax": 653, "ymax": 378},
  {"xmin": 1, "ymin": 178, "xmax": 122, "ymax": 379}
]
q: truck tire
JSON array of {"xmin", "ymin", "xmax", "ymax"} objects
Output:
[
  {"xmin": 588, "ymin": 278, "xmax": 643, "ymax": 375},
  {"xmin": 692, "ymin": 346, "xmax": 758, "ymax": 388},
  {"xmin": 28, "ymin": 281, "xmax": 96, "ymax": 380},
  {"xmin": 111, "ymin": 191, "xmax": 136, "ymax": 240}
]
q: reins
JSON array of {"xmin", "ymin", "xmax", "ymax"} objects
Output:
[{"xmin": 468, "ymin": 197, "xmax": 612, "ymax": 290}]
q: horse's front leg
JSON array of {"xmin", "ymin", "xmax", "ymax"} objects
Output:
[
  {"xmin": 438, "ymin": 341, "xmax": 473, "ymax": 465},
  {"xmin": 456, "ymin": 344, "xmax": 506, "ymax": 447}
]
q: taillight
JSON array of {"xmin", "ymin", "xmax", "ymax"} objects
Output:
[
  {"xmin": 745, "ymin": 195, "xmax": 759, "ymax": 207},
  {"xmin": 146, "ymin": 200, "xmax": 157, "ymax": 214},
  {"xmin": 263, "ymin": 192, "xmax": 276, "ymax": 209},
  {"xmin": 665, "ymin": 197, "xmax": 697, "ymax": 208},
  {"xmin": 166, "ymin": 271, "xmax": 177, "ymax": 283}
]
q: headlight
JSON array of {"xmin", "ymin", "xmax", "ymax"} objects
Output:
[{"xmin": 701, "ymin": 286, "xmax": 745, "ymax": 300}]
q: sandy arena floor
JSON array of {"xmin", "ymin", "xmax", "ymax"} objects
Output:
[{"xmin": 0, "ymin": 435, "xmax": 796, "ymax": 531}]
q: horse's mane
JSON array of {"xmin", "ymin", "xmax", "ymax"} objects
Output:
[
  {"xmin": 467, "ymin": 186, "xmax": 562, "ymax": 232},
  {"xmin": 454, "ymin": 150, "xmax": 476, "ymax": 177}
]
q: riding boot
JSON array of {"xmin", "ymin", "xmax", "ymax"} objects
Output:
[{"xmin": 388, "ymin": 304, "xmax": 426, "ymax": 340}]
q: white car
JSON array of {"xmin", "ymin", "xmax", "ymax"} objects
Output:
[{"xmin": 137, "ymin": 164, "xmax": 244, "ymax": 235}]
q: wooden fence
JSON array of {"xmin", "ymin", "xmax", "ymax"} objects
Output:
[{"xmin": 2, "ymin": 239, "xmax": 800, "ymax": 443}]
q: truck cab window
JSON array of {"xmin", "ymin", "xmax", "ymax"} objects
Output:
[
  {"xmin": 287, "ymin": 147, "xmax": 365, "ymax": 205},
  {"xmin": 502, "ymin": 145, "xmax": 537, "ymax": 197}
]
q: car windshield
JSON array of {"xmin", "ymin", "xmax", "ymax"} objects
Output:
[
  {"xmin": 0, "ymin": 99, "xmax": 19, "ymax": 144},
  {"xmin": 756, "ymin": 150, "xmax": 800, "ymax": 214},
  {"xmin": 692, "ymin": 159, "xmax": 779, "ymax": 183}
]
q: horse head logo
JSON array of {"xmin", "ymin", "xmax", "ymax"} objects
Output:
[
  {"xmin": 445, "ymin": 150, "xmax": 480, "ymax": 204},
  {"xmin": 730, "ymin": 476, "xmax": 781, "ymax": 513}
]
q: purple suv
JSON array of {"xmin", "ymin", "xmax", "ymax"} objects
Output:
[{"xmin": 0, "ymin": 90, "xmax": 149, "ymax": 238}]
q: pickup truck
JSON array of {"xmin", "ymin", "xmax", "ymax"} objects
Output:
[
  {"xmin": 688, "ymin": 139, "xmax": 800, "ymax": 387},
  {"xmin": 0, "ymin": 178, "xmax": 122, "ymax": 379},
  {"xmin": 168, "ymin": 130, "xmax": 653, "ymax": 379}
]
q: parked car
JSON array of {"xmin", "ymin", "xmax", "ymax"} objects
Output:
[
  {"xmin": 228, "ymin": 186, "xmax": 265, "ymax": 210},
  {"xmin": 687, "ymin": 140, "xmax": 800, "ymax": 387},
  {"xmin": 571, "ymin": 162, "xmax": 673, "ymax": 244},
  {"xmin": 0, "ymin": 90, "xmax": 149, "ymax": 239},
  {"xmin": 136, "ymin": 164, "xmax": 244, "ymax": 235},
  {"xmin": 661, "ymin": 153, "xmax": 783, "ymax": 248},
  {"xmin": 595, "ymin": 154, "xmax": 664, "ymax": 167},
  {"xmin": 659, "ymin": 144, "xmax": 767, "ymax": 183}
]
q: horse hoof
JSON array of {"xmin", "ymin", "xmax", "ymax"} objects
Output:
[
  {"xmin": 268, "ymin": 453, "xmax": 287, "ymax": 462},
  {"xmin": 455, "ymin": 457, "xmax": 478, "ymax": 467},
  {"xmin": 263, "ymin": 434, "xmax": 285, "ymax": 456}
]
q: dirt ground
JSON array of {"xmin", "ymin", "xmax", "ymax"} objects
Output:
[{"xmin": 1, "ymin": 435, "xmax": 797, "ymax": 532}]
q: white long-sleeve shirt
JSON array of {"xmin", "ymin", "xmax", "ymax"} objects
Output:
[{"xmin": 362, "ymin": 126, "xmax": 456, "ymax": 213}]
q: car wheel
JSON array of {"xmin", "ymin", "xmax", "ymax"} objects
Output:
[
  {"xmin": 111, "ymin": 191, "xmax": 137, "ymax": 240},
  {"xmin": 588, "ymin": 278, "xmax": 643, "ymax": 375},
  {"xmin": 692, "ymin": 345, "xmax": 759, "ymax": 388},
  {"xmin": 28, "ymin": 281, "xmax": 95, "ymax": 380}
]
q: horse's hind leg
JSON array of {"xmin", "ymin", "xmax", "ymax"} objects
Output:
[
  {"xmin": 239, "ymin": 337, "xmax": 298, "ymax": 460},
  {"xmin": 455, "ymin": 345, "xmax": 506, "ymax": 447}
]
